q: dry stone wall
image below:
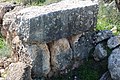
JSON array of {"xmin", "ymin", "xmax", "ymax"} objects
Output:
[{"xmin": 1, "ymin": 0, "xmax": 99, "ymax": 79}]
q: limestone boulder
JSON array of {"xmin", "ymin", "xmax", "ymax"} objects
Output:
[
  {"xmin": 69, "ymin": 32, "xmax": 94, "ymax": 61},
  {"xmin": 8, "ymin": 0, "xmax": 98, "ymax": 43},
  {"xmin": 50, "ymin": 38, "xmax": 73, "ymax": 71},
  {"xmin": 94, "ymin": 30, "xmax": 113, "ymax": 43},
  {"xmin": 29, "ymin": 44, "xmax": 50, "ymax": 78},
  {"xmin": 93, "ymin": 43, "xmax": 107, "ymax": 61},
  {"xmin": 5, "ymin": 62, "xmax": 32, "ymax": 80},
  {"xmin": 12, "ymin": 43, "xmax": 51, "ymax": 78},
  {"xmin": 107, "ymin": 36, "xmax": 120, "ymax": 49},
  {"xmin": 108, "ymin": 47, "xmax": 120, "ymax": 80},
  {"xmin": 10, "ymin": 38, "xmax": 50, "ymax": 78}
]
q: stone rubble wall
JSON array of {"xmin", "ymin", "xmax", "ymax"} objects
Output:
[{"xmin": 0, "ymin": 0, "xmax": 99, "ymax": 79}]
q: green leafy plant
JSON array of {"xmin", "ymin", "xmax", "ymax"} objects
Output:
[{"xmin": 96, "ymin": 1, "xmax": 120, "ymax": 35}]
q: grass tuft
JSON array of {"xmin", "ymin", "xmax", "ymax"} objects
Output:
[{"xmin": 0, "ymin": 37, "xmax": 11, "ymax": 58}]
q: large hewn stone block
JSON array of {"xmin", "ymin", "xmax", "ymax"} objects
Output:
[
  {"xmin": 9, "ymin": 0, "xmax": 98, "ymax": 43},
  {"xmin": 50, "ymin": 38, "xmax": 73, "ymax": 72},
  {"xmin": 10, "ymin": 38, "xmax": 50, "ymax": 78},
  {"xmin": 29, "ymin": 44, "xmax": 50, "ymax": 78}
]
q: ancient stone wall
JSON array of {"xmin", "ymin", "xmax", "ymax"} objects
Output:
[{"xmin": 0, "ymin": 0, "xmax": 99, "ymax": 79}]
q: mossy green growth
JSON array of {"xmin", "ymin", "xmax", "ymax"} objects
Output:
[
  {"xmin": 0, "ymin": 36, "xmax": 11, "ymax": 58},
  {"xmin": 78, "ymin": 60, "xmax": 99, "ymax": 80}
]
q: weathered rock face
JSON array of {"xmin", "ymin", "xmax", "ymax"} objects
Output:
[
  {"xmin": 8, "ymin": 0, "xmax": 98, "ymax": 43},
  {"xmin": 94, "ymin": 30, "xmax": 113, "ymax": 43},
  {"xmin": 0, "ymin": 2, "xmax": 15, "ymax": 24},
  {"xmin": 11, "ymin": 42, "xmax": 51, "ymax": 78},
  {"xmin": 107, "ymin": 36, "xmax": 120, "ymax": 49},
  {"xmin": 1, "ymin": 6, "xmax": 25, "ymax": 40},
  {"xmin": 50, "ymin": 38, "xmax": 73, "ymax": 71},
  {"xmin": 93, "ymin": 43, "xmax": 107, "ymax": 61},
  {"xmin": 5, "ymin": 62, "xmax": 32, "ymax": 80},
  {"xmin": 69, "ymin": 32, "xmax": 94, "ymax": 61},
  {"xmin": 108, "ymin": 47, "xmax": 120, "ymax": 80},
  {"xmin": 29, "ymin": 44, "xmax": 50, "ymax": 77},
  {"xmin": 8, "ymin": 35, "xmax": 50, "ymax": 77}
]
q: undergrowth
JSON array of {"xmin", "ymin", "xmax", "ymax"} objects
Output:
[
  {"xmin": 49, "ymin": 59, "xmax": 107, "ymax": 80},
  {"xmin": 0, "ymin": 35, "xmax": 11, "ymax": 58},
  {"xmin": 96, "ymin": 1, "xmax": 120, "ymax": 35}
]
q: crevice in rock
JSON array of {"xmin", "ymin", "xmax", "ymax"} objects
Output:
[
  {"xmin": 95, "ymin": 38, "xmax": 110, "ymax": 46},
  {"xmin": 67, "ymin": 36, "xmax": 75, "ymax": 61},
  {"xmin": 93, "ymin": 30, "xmax": 114, "ymax": 46},
  {"xmin": 112, "ymin": 44, "xmax": 120, "ymax": 51},
  {"xmin": 67, "ymin": 33, "xmax": 84, "ymax": 69},
  {"xmin": 46, "ymin": 42, "xmax": 53, "ymax": 77}
]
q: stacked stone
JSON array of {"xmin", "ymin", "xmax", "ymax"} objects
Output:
[
  {"xmin": 92, "ymin": 30, "xmax": 120, "ymax": 80},
  {"xmin": 2, "ymin": 0, "xmax": 98, "ymax": 79}
]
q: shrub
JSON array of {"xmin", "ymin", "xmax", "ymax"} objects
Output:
[{"xmin": 96, "ymin": 1, "xmax": 120, "ymax": 35}]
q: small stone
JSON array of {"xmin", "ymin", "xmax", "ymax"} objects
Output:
[
  {"xmin": 107, "ymin": 36, "xmax": 120, "ymax": 49},
  {"xmin": 2, "ymin": 57, "xmax": 7, "ymax": 61},
  {"xmin": 0, "ymin": 68, "xmax": 5, "ymax": 77},
  {"xmin": 94, "ymin": 30, "xmax": 113, "ymax": 43},
  {"xmin": 74, "ymin": 76, "xmax": 77, "ymax": 79},
  {"xmin": 5, "ymin": 62, "xmax": 32, "ymax": 80},
  {"xmin": 0, "ymin": 77, "xmax": 4, "ymax": 80},
  {"xmin": 108, "ymin": 47, "xmax": 120, "ymax": 80},
  {"xmin": 6, "ymin": 58, "xmax": 12, "ymax": 63},
  {"xmin": 12, "ymin": 36, "xmax": 20, "ymax": 45},
  {"xmin": 0, "ymin": 61, "xmax": 4, "ymax": 68},
  {"xmin": 93, "ymin": 43, "xmax": 107, "ymax": 61},
  {"xmin": 3, "ymin": 61, "xmax": 11, "ymax": 68},
  {"xmin": 2, "ymin": 57, "xmax": 12, "ymax": 68},
  {"xmin": 0, "ymin": 69, "xmax": 4, "ymax": 74}
]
